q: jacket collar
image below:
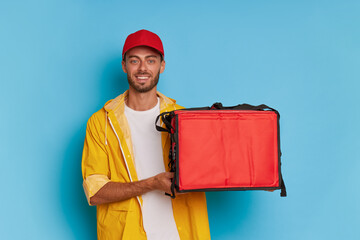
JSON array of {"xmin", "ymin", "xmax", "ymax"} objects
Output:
[{"xmin": 104, "ymin": 90, "xmax": 177, "ymax": 114}]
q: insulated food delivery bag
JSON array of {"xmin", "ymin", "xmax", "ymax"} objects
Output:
[{"xmin": 156, "ymin": 103, "xmax": 286, "ymax": 198}]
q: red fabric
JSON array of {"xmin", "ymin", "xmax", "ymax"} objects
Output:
[
  {"xmin": 122, "ymin": 29, "xmax": 164, "ymax": 57},
  {"xmin": 174, "ymin": 110, "xmax": 279, "ymax": 190}
]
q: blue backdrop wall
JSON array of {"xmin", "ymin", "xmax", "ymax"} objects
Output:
[{"xmin": 1, "ymin": 1, "xmax": 359, "ymax": 239}]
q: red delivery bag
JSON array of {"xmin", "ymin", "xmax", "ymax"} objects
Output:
[{"xmin": 156, "ymin": 103, "xmax": 287, "ymax": 198}]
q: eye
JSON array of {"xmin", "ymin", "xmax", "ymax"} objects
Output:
[
  {"xmin": 148, "ymin": 59, "xmax": 156, "ymax": 64},
  {"xmin": 129, "ymin": 59, "xmax": 139, "ymax": 64}
]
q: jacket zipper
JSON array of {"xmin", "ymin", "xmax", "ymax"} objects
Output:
[{"xmin": 107, "ymin": 116, "xmax": 143, "ymax": 211}]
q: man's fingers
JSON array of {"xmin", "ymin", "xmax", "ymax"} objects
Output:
[{"xmin": 153, "ymin": 172, "xmax": 175, "ymax": 193}]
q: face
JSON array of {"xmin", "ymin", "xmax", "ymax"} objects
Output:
[{"xmin": 122, "ymin": 46, "xmax": 165, "ymax": 93}]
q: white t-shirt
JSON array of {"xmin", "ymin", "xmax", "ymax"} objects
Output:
[{"xmin": 125, "ymin": 99, "xmax": 180, "ymax": 240}]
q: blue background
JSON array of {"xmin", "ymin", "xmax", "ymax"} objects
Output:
[{"xmin": 1, "ymin": 0, "xmax": 359, "ymax": 239}]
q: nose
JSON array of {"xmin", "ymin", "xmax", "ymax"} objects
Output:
[{"xmin": 138, "ymin": 60, "xmax": 147, "ymax": 72}]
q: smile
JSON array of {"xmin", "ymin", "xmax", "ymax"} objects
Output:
[{"xmin": 136, "ymin": 76, "xmax": 150, "ymax": 80}]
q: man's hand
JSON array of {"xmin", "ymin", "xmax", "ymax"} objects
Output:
[
  {"xmin": 90, "ymin": 171, "xmax": 174, "ymax": 205},
  {"xmin": 151, "ymin": 172, "xmax": 174, "ymax": 195}
]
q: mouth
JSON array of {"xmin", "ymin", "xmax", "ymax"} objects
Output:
[{"xmin": 135, "ymin": 75, "xmax": 151, "ymax": 83}]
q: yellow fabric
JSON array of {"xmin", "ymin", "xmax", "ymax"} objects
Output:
[
  {"xmin": 83, "ymin": 174, "xmax": 110, "ymax": 205},
  {"xmin": 82, "ymin": 90, "xmax": 211, "ymax": 240}
]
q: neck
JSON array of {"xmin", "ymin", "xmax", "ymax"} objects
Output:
[{"xmin": 126, "ymin": 87, "xmax": 158, "ymax": 111}]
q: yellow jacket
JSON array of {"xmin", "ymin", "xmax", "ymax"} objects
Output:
[{"xmin": 82, "ymin": 90, "xmax": 211, "ymax": 239}]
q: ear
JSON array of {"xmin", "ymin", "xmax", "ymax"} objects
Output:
[
  {"xmin": 160, "ymin": 60, "xmax": 166, "ymax": 74},
  {"xmin": 121, "ymin": 60, "xmax": 127, "ymax": 74}
]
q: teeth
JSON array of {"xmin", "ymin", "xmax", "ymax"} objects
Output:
[{"xmin": 137, "ymin": 76, "xmax": 149, "ymax": 79}]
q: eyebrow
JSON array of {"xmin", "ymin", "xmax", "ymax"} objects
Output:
[{"xmin": 128, "ymin": 55, "xmax": 159, "ymax": 59}]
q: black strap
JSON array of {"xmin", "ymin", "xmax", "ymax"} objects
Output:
[
  {"xmin": 165, "ymin": 144, "xmax": 176, "ymax": 198},
  {"xmin": 183, "ymin": 106, "xmax": 212, "ymax": 111},
  {"xmin": 156, "ymin": 112, "xmax": 177, "ymax": 198},
  {"xmin": 280, "ymin": 174, "xmax": 287, "ymax": 197},
  {"xmin": 168, "ymin": 144, "xmax": 177, "ymax": 198},
  {"xmin": 165, "ymin": 177, "xmax": 176, "ymax": 198},
  {"xmin": 211, "ymin": 102, "xmax": 278, "ymax": 114},
  {"xmin": 155, "ymin": 112, "xmax": 173, "ymax": 133},
  {"xmin": 179, "ymin": 103, "xmax": 280, "ymax": 117}
]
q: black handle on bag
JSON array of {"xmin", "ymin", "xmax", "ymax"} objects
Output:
[
  {"xmin": 155, "ymin": 112, "xmax": 173, "ymax": 133},
  {"xmin": 211, "ymin": 102, "xmax": 278, "ymax": 114},
  {"xmin": 165, "ymin": 178, "xmax": 176, "ymax": 199},
  {"xmin": 156, "ymin": 112, "xmax": 177, "ymax": 198}
]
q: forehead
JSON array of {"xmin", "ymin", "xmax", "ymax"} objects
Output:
[{"xmin": 126, "ymin": 46, "xmax": 161, "ymax": 58}]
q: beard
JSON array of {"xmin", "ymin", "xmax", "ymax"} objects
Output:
[{"xmin": 127, "ymin": 70, "xmax": 160, "ymax": 93}]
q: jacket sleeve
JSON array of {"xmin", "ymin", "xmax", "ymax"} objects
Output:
[{"xmin": 82, "ymin": 112, "xmax": 110, "ymax": 205}]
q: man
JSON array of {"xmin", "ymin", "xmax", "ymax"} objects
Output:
[{"xmin": 82, "ymin": 29, "xmax": 211, "ymax": 240}]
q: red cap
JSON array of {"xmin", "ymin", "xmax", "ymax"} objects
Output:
[{"xmin": 122, "ymin": 29, "xmax": 164, "ymax": 58}]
